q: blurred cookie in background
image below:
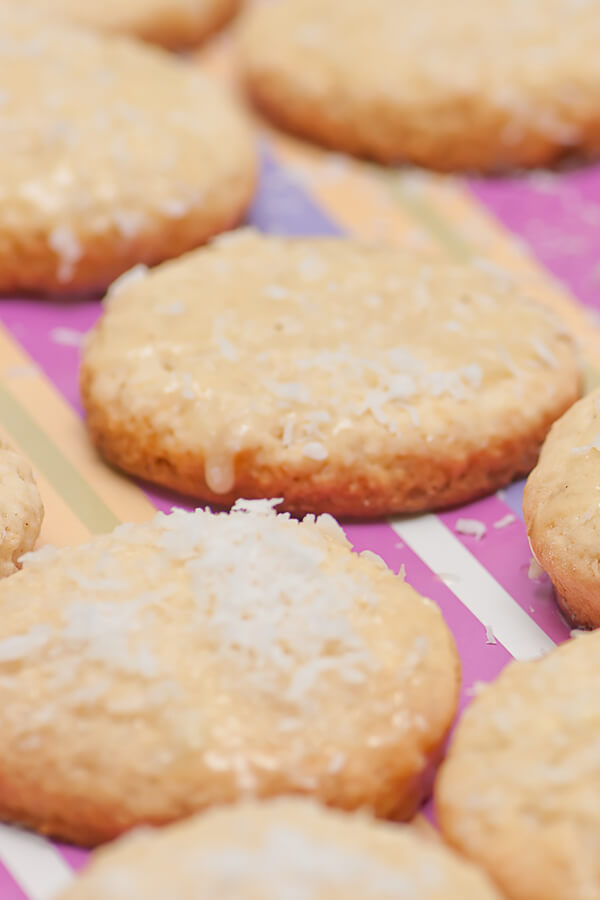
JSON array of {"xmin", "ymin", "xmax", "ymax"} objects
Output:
[
  {"xmin": 22, "ymin": 0, "xmax": 243, "ymax": 49},
  {"xmin": 0, "ymin": 6, "xmax": 256, "ymax": 296},
  {"xmin": 239, "ymin": 0, "xmax": 600, "ymax": 172}
]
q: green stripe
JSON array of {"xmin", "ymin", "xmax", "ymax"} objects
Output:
[
  {"xmin": 0, "ymin": 383, "xmax": 120, "ymax": 534},
  {"xmin": 373, "ymin": 168, "xmax": 473, "ymax": 261},
  {"xmin": 584, "ymin": 364, "xmax": 600, "ymax": 395}
]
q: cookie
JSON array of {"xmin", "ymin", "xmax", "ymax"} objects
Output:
[
  {"xmin": 524, "ymin": 387, "xmax": 600, "ymax": 628},
  {"xmin": 0, "ymin": 500, "xmax": 459, "ymax": 846},
  {"xmin": 56, "ymin": 799, "xmax": 502, "ymax": 899},
  {"xmin": 0, "ymin": 441, "xmax": 43, "ymax": 578},
  {"xmin": 81, "ymin": 229, "xmax": 581, "ymax": 518},
  {"xmin": 23, "ymin": 0, "xmax": 242, "ymax": 50},
  {"xmin": 0, "ymin": 6, "xmax": 256, "ymax": 295},
  {"xmin": 436, "ymin": 630, "xmax": 600, "ymax": 900},
  {"xmin": 239, "ymin": 0, "xmax": 600, "ymax": 172}
]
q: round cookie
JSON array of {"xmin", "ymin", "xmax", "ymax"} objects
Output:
[
  {"xmin": 0, "ymin": 441, "xmax": 43, "ymax": 579},
  {"xmin": 239, "ymin": 0, "xmax": 600, "ymax": 172},
  {"xmin": 524, "ymin": 387, "xmax": 600, "ymax": 628},
  {"xmin": 0, "ymin": 6, "xmax": 256, "ymax": 295},
  {"xmin": 22, "ymin": 0, "xmax": 242, "ymax": 50},
  {"xmin": 56, "ymin": 799, "xmax": 503, "ymax": 900},
  {"xmin": 81, "ymin": 229, "xmax": 581, "ymax": 518},
  {"xmin": 0, "ymin": 500, "xmax": 459, "ymax": 846},
  {"xmin": 436, "ymin": 630, "xmax": 600, "ymax": 900}
]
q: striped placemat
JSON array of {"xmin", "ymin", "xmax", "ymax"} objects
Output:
[{"xmin": 1, "ymin": 29, "xmax": 599, "ymax": 900}]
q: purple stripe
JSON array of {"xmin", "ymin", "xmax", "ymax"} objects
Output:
[
  {"xmin": 345, "ymin": 521, "xmax": 511, "ymax": 711},
  {"xmin": 438, "ymin": 495, "xmax": 570, "ymax": 644},
  {"xmin": 248, "ymin": 146, "xmax": 344, "ymax": 237},
  {"xmin": 470, "ymin": 164, "xmax": 600, "ymax": 312},
  {"xmin": 0, "ymin": 299, "xmax": 99, "ymax": 416},
  {"xmin": 499, "ymin": 479, "xmax": 526, "ymax": 520},
  {"xmin": 0, "ymin": 864, "xmax": 27, "ymax": 899},
  {"xmin": 55, "ymin": 843, "xmax": 89, "ymax": 872}
]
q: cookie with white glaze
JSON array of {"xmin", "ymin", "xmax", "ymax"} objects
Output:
[
  {"xmin": 0, "ymin": 6, "xmax": 256, "ymax": 295},
  {"xmin": 81, "ymin": 229, "xmax": 581, "ymax": 517},
  {"xmin": 0, "ymin": 500, "xmax": 459, "ymax": 846},
  {"xmin": 56, "ymin": 799, "xmax": 502, "ymax": 900},
  {"xmin": 524, "ymin": 386, "xmax": 600, "ymax": 628},
  {"xmin": 239, "ymin": 0, "xmax": 600, "ymax": 171},
  {"xmin": 22, "ymin": 0, "xmax": 242, "ymax": 50},
  {"xmin": 437, "ymin": 630, "xmax": 600, "ymax": 900},
  {"xmin": 0, "ymin": 441, "xmax": 43, "ymax": 578}
]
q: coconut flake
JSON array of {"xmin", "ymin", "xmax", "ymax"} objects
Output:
[
  {"xmin": 528, "ymin": 557, "xmax": 546, "ymax": 581},
  {"xmin": 572, "ymin": 433, "xmax": 600, "ymax": 455},
  {"xmin": 0, "ymin": 624, "xmax": 53, "ymax": 663},
  {"xmin": 48, "ymin": 224, "xmax": 82, "ymax": 281},
  {"xmin": 231, "ymin": 498, "xmax": 283, "ymax": 515},
  {"xmin": 107, "ymin": 264, "xmax": 148, "ymax": 298},
  {"xmin": 49, "ymin": 326, "xmax": 84, "ymax": 347},
  {"xmin": 265, "ymin": 284, "xmax": 289, "ymax": 301},
  {"xmin": 303, "ymin": 442, "xmax": 328, "ymax": 461},
  {"xmin": 493, "ymin": 513, "xmax": 516, "ymax": 530},
  {"xmin": 455, "ymin": 518, "xmax": 486, "ymax": 541}
]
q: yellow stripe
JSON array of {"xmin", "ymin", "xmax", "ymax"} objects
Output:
[
  {"xmin": 0, "ymin": 378, "xmax": 119, "ymax": 534},
  {"xmin": 0, "ymin": 423, "xmax": 89, "ymax": 548},
  {"xmin": 0, "ymin": 327, "xmax": 156, "ymax": 529},
  {"xmin": 272, "ymin": 135, "xmax": 431, "ymax": 248}
]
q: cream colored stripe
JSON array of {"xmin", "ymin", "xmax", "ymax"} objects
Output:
[
  {"xmin": 391, "ymin": 514, "xmax": 555, "ymax": 661},
  {"xmin": 0, "ymin": 825, "xmax": 73, "ymax": 900},
  {"xmin": 0, "ymin": 329, "xmax": 155, "ymax": 527}
]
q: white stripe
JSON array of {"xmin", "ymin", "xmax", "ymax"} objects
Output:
[
  {"xmin": 0, "ymin": 825, "xmax": 74, "ymax": 899},
  {"xmin": 390, "ymin": 514, "xmax": 556, "ymax": 661}
]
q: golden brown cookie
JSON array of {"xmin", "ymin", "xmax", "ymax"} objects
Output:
[
  {"xmin": 0, "ymin": 441, "xmax": 43, "ymax": 578},
  {"xmin": 239, "ymin": 0, "xmax": 600, "ymax": 171},
  {"xmin": 22, "ymin": 0, "xmax": 242, "ymax": 49},
  {"xmin": 436, "ymin": 631, "xmax": 600, "ymax": 900},
  {"xmin": 0, "ymin": 501, "xmax": 459, "ymax": 846},
  {"xmin": 0, "ymin": 6, "xmax": 256, "ymax": 296},
  {"xmin": 81, "ymin": 229, "xmax": 581, "ymax": 517},
  {"xmin": 524, "ymin": 387, "xmax": 600, "ymax": 628},
  {"xmin": 56, "ymin": 799, "xmax": 502, "ymax": 899}
]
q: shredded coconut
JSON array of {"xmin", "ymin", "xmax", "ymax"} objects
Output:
[
  {"xmin": 113, "ymin": 209, "xmax": 147, "ymax": 239},
  {"xmin": 265, "ymin": 284, "xmax": 289, "ymax": 301},
  {"xmin": 493, "ymin": 513, "xmax": 516, "ymax": 529},
  {"xmin": 570, "ymin": 628, "xmax": 588, "ymax": 639},
  {"xmin": 48, "ymin": 224, "xmax": 82, "ymax": 281},
  {"xmin": 49, "ymin": 326, "xmax": 84, "ymax": 347},
  {"xmin": 528, "ymin": 557, "xmax": 546, "ymax": 581},
  {"xmin": 455, "ymin": 518, "xmax": 486, "ymax": 541},
  {"xmin": 572, "ymin": 433, "xmax": 600, "ymax": 455},
  {"xmin": 160, "ymin": 300, "xmax": 186, "ymax": 316},
  {"xmin": 107, "ymin": 264, "xmax": 148, "ymax": 298},
  {"xmin": 303, "ymin": 442, "xmax": 328, "ymax": 461},
  {"xmin": 0, "ymin": 624, "xmax": 53, "ymax": 663}
]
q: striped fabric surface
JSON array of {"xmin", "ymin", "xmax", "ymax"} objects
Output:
[{"xmin": 1, "ymin": 31, "xmax": 600, "ymax": 900}]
